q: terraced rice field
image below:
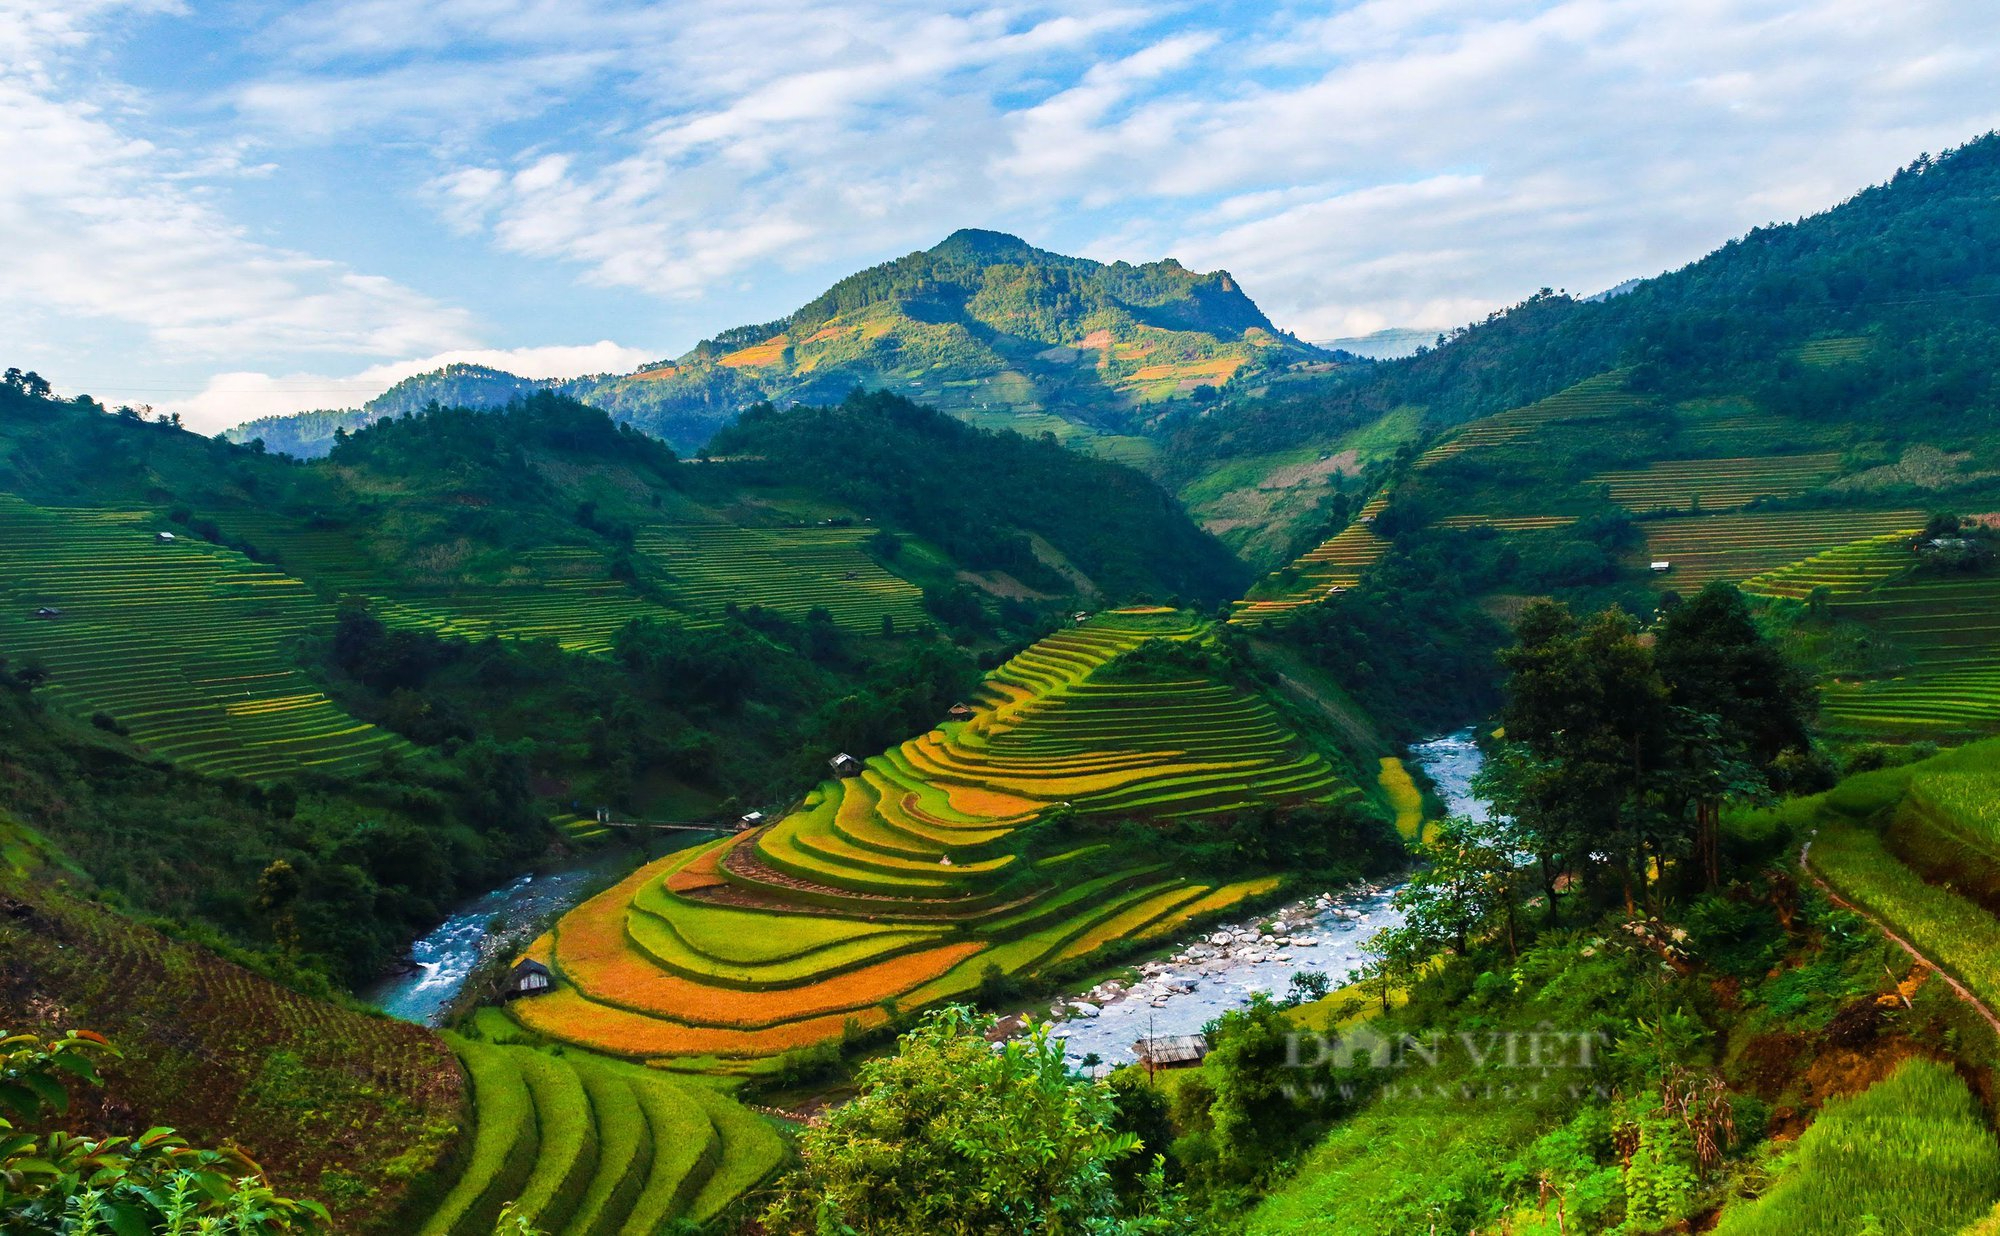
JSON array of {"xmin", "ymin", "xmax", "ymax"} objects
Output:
[
  {"xmin": 509, "ymin": 610, "xmax": 1346, "ymax": 1065},
  {"xmin": 1414, "ymin": 371, "xmax": 1638, "ymax": 469},
  {"xmin": 214, "ymin": 514, "xmax": 662, "ymax": 653},
  {"xmin": 1433, "ymin": 514, "xmax": 1576, "ymax": 532},
  {"xmin": 0, "ymin": 882, "xmax": 464, "ymax": 1230},
  {"xmin": 1813, "ymin": 573, "xmax": 2000, "ymax": 732},
  {"xmin": 1796, "ymin": 335, "xmax": 1873, "ymax": 366},
  {"xmin": 0, "ymin": 495, "xmax": 409, "ymax": 779},
  {"xmin": 1587, "ymin": 453, "xmax": 1841, "ymax": 512},
  {"xmin": 1230, "ymin": 498, "xmax": 1389, "ymax": 627},
  {"xmin": 1742, "ymin": 533, "xmax": 1920, "ymax": 599},
  {"xmin": 1230, "ymin": 373, "xmax": 1642, "ymax": 628},
  {"xmin": 419, "ymin": 1015, "xmax": 784, "ymax": 1235},
  {"xmin": 634, "ymin": 524, "xmax": 925, "ymax": 632},
  {"xmin": 215, "ymin": 513, "xmax": 926, "ymax": 644},
  {"xmin": 1641, "ymin": 509, "xmax": 1925, "ymax": 589},
  {"xmin": 1675, "ymin": 406, "xmax": 1789, "ymax": 447},
  {"xmin": 1742, "ymin": 535, "xmax": 2000, "ymax": 732}
]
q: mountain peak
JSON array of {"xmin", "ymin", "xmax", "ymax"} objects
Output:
[{"xmin": 927, "ymin": 228, "xmax": 1047, "ymax": 264}]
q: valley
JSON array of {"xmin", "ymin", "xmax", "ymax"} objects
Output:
[{"xmin": 9, "ymin": 131, "xmax": 2000, "ymax": 1236}]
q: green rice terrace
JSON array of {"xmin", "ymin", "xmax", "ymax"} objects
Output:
[
  {"xmin": 1749, "ymin": 546, "xmax": 2000, "ymax": 733},
  {"xmin": 213, "ymin": 512, "xmax": 924, "ymax": 650},
  {"xmin": 632, "ymin": 524, "xmax": 924, "ymax": 631},
  {"xmin": 416, "ymin": 1011, "xmax": 785, "ymax": 1236},
  {"xmin": 1641, "ymin": 508, "xmax": 1927, "ymax": 588},
  {"xmin": 0, "ymin": 493, "xmax": 409, "ymax": 779},
  {"xmin": 1778, "ymin": 737, "xmax": 2000, "ymax": 1028},
  {"xmin": 504, "ymin": 608, "xmax": 1334, "ymax": 1069}
]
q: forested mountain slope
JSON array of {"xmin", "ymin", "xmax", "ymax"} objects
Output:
[
  {"xmin": 1208, "ymin": 136, "xmax": 2000, "ymax": 745},
  {"xmin": 1175, "ymin": 133, "xmax": 2000, "ymax": 565},
  {"xmin": 227, "ymin": 230, "xmax": 1328, "ymax": 460}
]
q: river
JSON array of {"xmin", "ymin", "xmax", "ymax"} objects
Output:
[
  {"xmin": 366, "ymin": 732, "xmax": 1489, "ymax": 1037},
  {"xmin": 365, "ymin": 836, "xmax": 716, "ymax": 1025},
  {"xmin": 1047, "ymin": 728, "xmax": 1486, "ymax": 1071}
]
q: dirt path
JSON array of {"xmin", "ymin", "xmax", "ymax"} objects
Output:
[{"xmin": 1800, "ymin": 839, "xmax": 2000, "ymax": 1039}]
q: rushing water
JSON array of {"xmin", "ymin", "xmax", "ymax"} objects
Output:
[
  {"xmin": 365, "ymin": 864, "xmax": 608, "ymax": 1025},
  {"xmin": 366, "ymin": 836, "xmax": 716, "ymax": 1025},
  {"xmin": 1046, "ymin": 729, "xmax": 1487, "ymax": 1071}
]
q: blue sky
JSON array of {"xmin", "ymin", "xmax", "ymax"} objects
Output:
[{"xmin": 8, "ymin": 0, "xmax": 2000, "ymax": 432}]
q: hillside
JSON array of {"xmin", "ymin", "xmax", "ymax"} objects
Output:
[
  {"xmin": 1210, "ymin": 136, "xmax": 2000, "ymax": 742},
  {"xmin": 0, "ymin": 376, "xmax": 1248, "ymax": 984},
  {"xmin": 0, "ymin": 810, "xmax": 465, "ymax": 1231},
  {"xmin": 227, "ymin": 230, "xmax": 1328, "ymax": 461},
  {"xmin": 1173, "ymin": 134, "xmax": 2000, "ymax": 566}
]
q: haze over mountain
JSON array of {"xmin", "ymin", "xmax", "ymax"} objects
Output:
[{"xmin": 227, "ymin": 230, "xmax": 1325, "ymax": 459}]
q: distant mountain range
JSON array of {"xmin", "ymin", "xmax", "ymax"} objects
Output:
[
  {"xmin": 227, "ymin": 229, "xmax": 1327, "ymax": 459},
  {"xmin": 1316, "ymin": 327, "xmax": 1437, "ymax": 359}
]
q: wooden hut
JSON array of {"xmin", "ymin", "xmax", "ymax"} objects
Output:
[
  {"xmin": 829, "ymin": 753, "xmax": 863, "ymax": 778},
  {"xmin": 154, "ymin": 531, "xmax": 177, "ymax": 544},
  {"xmin": 947, "ymin": 702, "xmax": 975, "ymax": 721},
  {"xmin": 1133, "ymin": 1033, "xmax": 1209, "ymax": 1071},
  {"xmin": 505, "ymin": 958, "xmax": 553, "ymax": 1000}
]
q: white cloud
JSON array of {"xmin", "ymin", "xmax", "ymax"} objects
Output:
[
  {"xmin": 21, "ymin": 0, "xmax": 2000, "ymax": 395},
  {"xmin": 163, "ymin": 341, "xmax": 658, "ymax": 433},
  {"xmin": 0, "ymin": 0, "xmax": 479, "ymax": 366}
]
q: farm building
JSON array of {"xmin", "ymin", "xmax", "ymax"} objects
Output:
[
  {"xmin": 505, "ymin": 958, "xmax": 553, "ymax": 999},
  {"xmin": 1650, "ymin": 561, "xmax": 1673, "ymax": 573},
  {"xmin": 947, "ymin": 702, "xmax": 975, "ymax": 721},
  {"xmin": 828, "ymin": 753, "xmax": 863, "ymax": 777},
  {"xmin": 154, "ymin": 531, "xmax": 176, "ymax": 543},
  {"xmin": 33, "ymin": 607, "xmax": 60, "ymax": 619},
  {"xmin": 1134, "ymin": 1034, "xmax": 1209, "ymax": 1071},
  {"xmin": 738, "ymin": 811, "xmax": 766, "ymax": 830}
]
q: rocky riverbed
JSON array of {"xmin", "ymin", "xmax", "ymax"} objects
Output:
[
  {"xmin": 1036, "ymin": 728, "xmax": 1487, "ymax": 1073},
  {"xmin": 1045, "ymin": 880, "xmax": 1406, "ymax": 1072}
]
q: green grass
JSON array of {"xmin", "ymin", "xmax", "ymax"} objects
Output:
[
  {"xmin": 1376, "ymin": 756, "xmax": 1426, "ymax": 842},
  {"xmin": 1710, "ymin": 1058, "xmax": 2000, "ymax": 1236},
  {"xmin": 1810, "ymin": 824, "xmax": 2000, "ymax": 1013},
  {"xmin": 1248, "ymin": 1078, "xmax": 1561, "ymax": 1235}
]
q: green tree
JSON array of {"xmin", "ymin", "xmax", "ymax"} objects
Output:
[
  {"xmin": 1495, "ymin": 602, "xmax": 1670, "ymax": 912},
  {"xmin": 1396, "ymin": 815, "xmax": 1519, "ymax": 955},
  {"xmin": 1653, "ymin": 582, "xmax": 1817, "ymax": 885},
  {"xmin": 763, "ymin": 1006, "xmax": 1196, "ymax": 1235}
]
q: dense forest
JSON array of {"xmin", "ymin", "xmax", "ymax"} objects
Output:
[{"xmin": 708, "ymin": 390, "xmax": 1250, "ymax": 605}]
